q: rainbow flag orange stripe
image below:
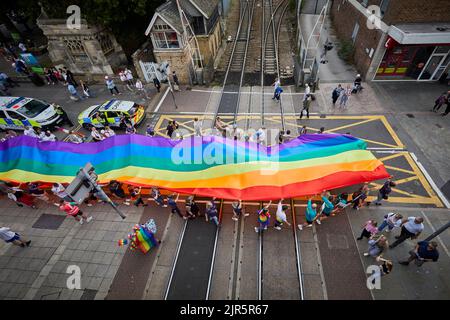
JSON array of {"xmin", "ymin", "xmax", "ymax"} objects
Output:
[{"xmin": 0, "ymin": 134, "xmax": 389, "ymax": 200}]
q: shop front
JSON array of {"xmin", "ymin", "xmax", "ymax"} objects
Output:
[{"xmin": 374, "ymin": 24, "xmax": 450, "ymax": 81}]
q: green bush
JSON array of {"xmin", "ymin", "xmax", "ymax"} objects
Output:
[{"xmin": 338, "ymin": 40, "xmax": 355, "ymax": 64}]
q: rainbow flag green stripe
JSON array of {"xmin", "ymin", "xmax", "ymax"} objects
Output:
[{"xmin": 0, "ymin": 134, "xmax": 389, "ymax": 200}]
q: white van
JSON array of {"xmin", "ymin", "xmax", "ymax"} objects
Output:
[{"xmin": 0, "ymin": 96, "xmax": 63, "ymax": 131}]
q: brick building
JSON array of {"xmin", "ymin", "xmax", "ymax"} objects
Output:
[
  {"xmin": 142, "ymin": 0, "xmax": 223, "ymax": 84},
  {"xmin": 331, "ymin": 0, "xmax": 450, "ymax": 81}
]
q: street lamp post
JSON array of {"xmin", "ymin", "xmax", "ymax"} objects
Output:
[
  {"xmin": 78, "ymin": 165, "xmax": 126, "ymax": 219},
  {"xmin": 423, "ymin": 221, "xmax": 450, "ymax": 242}
]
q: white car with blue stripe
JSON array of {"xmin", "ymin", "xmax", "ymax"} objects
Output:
[{"xmin": 0, "ymin": 96, "xmax": 63, "ymax": 131}]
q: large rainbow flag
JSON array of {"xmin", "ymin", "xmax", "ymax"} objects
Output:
[{"xmin": 0, "ymin": 134, "xmax": 389, "ymax": 200}]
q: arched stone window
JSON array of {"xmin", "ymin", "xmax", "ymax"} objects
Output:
[
  {"xmin": 64, "ymin": 38, "xmax": 87, "ymax": 56},
  {"xmin": 96, "ymin": 33, "xmax": 114, "ymax": 54}
]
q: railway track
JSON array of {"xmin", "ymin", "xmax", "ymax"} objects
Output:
[
  {"xmin": 214, "ymin": 0, "xmax": 255, "ymax": 124},
  {"xmin": 164, "ymin": 0, "xmax": 305, "ymax": 301},
  {"xmin": 261, "ymin": 0, "xmax": 288, "ymax": 130},
  {"xmin": 164, "ymin": 0, "xmax": 256, "ymax": 301},
  {"xmin": 258, "ymin": 0, "xmax": 305, "ymax": 301}
]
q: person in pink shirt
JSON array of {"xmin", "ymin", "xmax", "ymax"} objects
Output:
[
  {"xmin": 59, "ymin": 200, "xmax": 93, "ymax": 225},
  {"xmin": 357, "ymin": 219, "xmax": 378, "ymax": 240}
]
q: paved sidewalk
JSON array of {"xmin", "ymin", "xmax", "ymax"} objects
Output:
[
  {"xmin": 0, "ymin": 197, "xmax": 143, "ymax": 300},
  {"xmin": 348, "ymin": 206, "xmax": 450, "ymax": 300}
]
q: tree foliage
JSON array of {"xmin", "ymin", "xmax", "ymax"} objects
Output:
[{"xmin": 1, "ymin": 0, "xmax": 165, "ymax": 57}]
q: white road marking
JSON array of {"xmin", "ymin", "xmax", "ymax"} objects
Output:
[
  {"xmin": 191, "ymin": 89, "xmax": 308, "ymax": 96},
  {"xmin": 153, "ymin": 87, "xmax": 170, "ymax": 114}
]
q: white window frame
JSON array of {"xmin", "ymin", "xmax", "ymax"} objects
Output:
[
  {"xmin": 351, "ymin": 23, "xmax": 360, "ymax": 44},
  {"xmin": 150, "ymin": 31, "xmax": 182, "ymax": 50}
]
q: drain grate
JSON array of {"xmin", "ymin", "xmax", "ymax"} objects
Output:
[
  {"xmin": 406, "ymin": 114, "xmax": 415, "ymax": 118},
  {"xmin": 32, "ymin": 214, "xmax": 66, "ymax": 230},
  {"xmin": 81, "ymin": 289, "xmax": 98, "ymax": 300}
]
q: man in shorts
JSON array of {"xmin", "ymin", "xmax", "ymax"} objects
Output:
[
  {"xmin": 274, "ymin": 199, "xmax": 291, "ymax": 230},
  {"xmin": 232, "ymin": 200, "xmax": 249, "ymax": 221},
  {"xmin": 0, "ymin": 226, "xmax": 31, "ymax": 247}
]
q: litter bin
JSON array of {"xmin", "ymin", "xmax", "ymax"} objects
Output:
[{"xmin": 28, "ymin": 72, "xmax": 45, "ymax": 86}]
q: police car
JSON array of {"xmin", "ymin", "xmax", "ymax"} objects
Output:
[
  {"xmin": 78, "ymin": 100, "xmax": 146, "ymax": 129},
  {"xmin": 0, "ymin": 97, "xmax": 63, "ymax": 131}
]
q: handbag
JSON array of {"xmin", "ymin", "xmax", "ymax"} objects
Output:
[{"xmin": 382, "ymin": 194, "xmax": 389, "ymax": 200}]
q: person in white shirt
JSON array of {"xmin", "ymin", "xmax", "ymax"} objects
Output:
[
  {"xmin": 378, "ymin": 213, "xmax": 403, "ymax": 233},
  {"xmin": 193, "ymin": 117, "xmax": 202, "ymax": 137},
  {"xmin": 18, "ymin": 42, "xmax": 27, "ymax": 52},
  {"xmin": 24, "ymin": 126, "xmax": 38, "ymax": 138},
  {"xmin": 51, "ymin": 183, "xmax": 71, "ymax": 205},
  {"xmin": 274, "ymin": 199, "xmax": 291, "ymax": 230},
  {"xmin": 254, "ymin": 127, "xmax": 266, "ymax": 145},
  {"xmin": 125, "ymin": 68, "xmax": 134, "ymax": 86},
  {"xmin": 91, "ymin": 127, "xmax": 104, "ymax": 142},
  {"xmin": 103, "ymin": 126, "xmax": 115, "ymax": 138},
  {"xmin": 271, "ymin": 78, "xmax": 281, "ymax": 99},
  {"xmin": 119, "ymin": 71, "xmax": 127, "ymax": 84},
  {"xmin": 228, "ymin": 124, "xmax": 244, "ymax": 141},
  {"xmin": 67, "ymin": 130, "xmax": 84, "ymax": 144},
  {"xmin": 303, "ymin": 84, "xmax": 311, "ymax": 102},
  {"xmin": 135, "ymin": 79, "xmax": 149, "ymax": 99},
  {"xmin": 40, "ymin": 131, "xmax": 56, "ymax": 142},
  {"xmin": 389, "ymin": 216, "xmax": 424, "ymax": 249},
  {"xmin": 135, "ymin": 79, "xmax": 143, "ymax": 90},
  {"xmin": 0, "ymin": 226, "xmax": 31, "ymax": 247}
]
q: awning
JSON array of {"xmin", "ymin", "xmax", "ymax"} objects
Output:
[{"xmin": 388, "ymin": 23, "xmax": 450, "ymax": 45}]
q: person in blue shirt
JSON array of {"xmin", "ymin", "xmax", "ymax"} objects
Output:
[
  {"xmin": 274, "ymin": 86, "xmax": 283, "ymax": 101},
  {"xmin": 298, "ymin": 197, "xmax": 319, "ymax": 230},
  {"xmin": 206, "ymin": 197, "xmax": 219, "ymax": 227},
  {"xmin": 331, "ymin": 193, "xmax": 349, "ymax": 215},
  {"xmin": 318, "ymin": 191, "xmax": 335, "ymax": 223},
  {"xmin": 146, "ymin": 125, "xmax": 155, "ymax": 137},
  {"xmin": 68, "ymin": 83, "xmax": 83, "ymax": 100},
  {"xmin": 167, "ymin": 193, "xmax": 182, "ymax": 218},
  {"xmin": 399, "ymin": 241, "xmax": 439, "ymax": 266}
]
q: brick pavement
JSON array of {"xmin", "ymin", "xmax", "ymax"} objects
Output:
[{"xmin": 0, "ymin": 196, "xmax": 143, "ymax": 300}]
